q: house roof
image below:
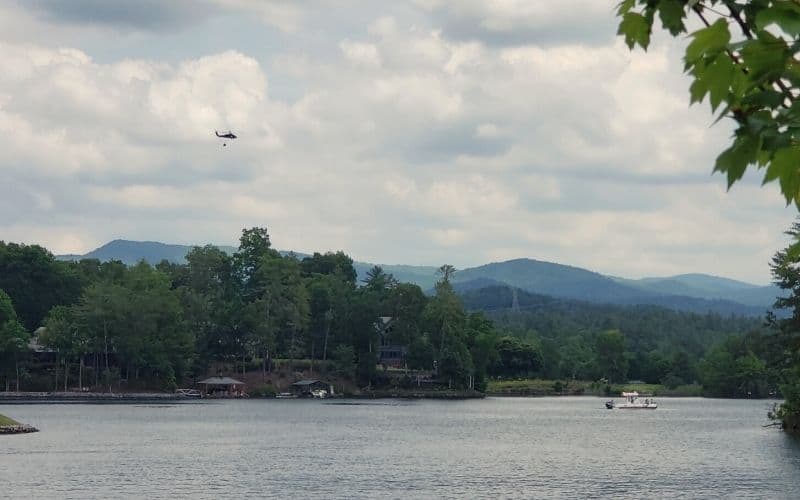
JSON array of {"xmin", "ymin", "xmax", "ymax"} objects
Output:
[
  {"xmin": 197, "ymin": 376, "xmax": 244, "ymax": 385},
  {"xmin": 292, "ymin": 379, "xmax": 322, "ymax": 386}
]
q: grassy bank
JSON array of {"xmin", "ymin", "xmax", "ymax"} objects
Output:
[
  {"xmin": 486, "ymin": 378, "xmax": 704, "ymax": 397},
  {"xmin": 0, "ymin": 414, "xmax": 21, "ymax": 426}
]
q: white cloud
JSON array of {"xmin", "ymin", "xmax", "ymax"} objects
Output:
[
  {"xmin": 340, "ymin": 40, "xmax": 382, "ymax": 68},
  {"xmin": 0, "ymin": 1, "xmax": 794, "ymax": 284}
]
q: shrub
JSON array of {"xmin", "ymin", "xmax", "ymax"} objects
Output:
[{"xmin": 249, "ymin": 384, "xmax": 277, "ymax": 398}]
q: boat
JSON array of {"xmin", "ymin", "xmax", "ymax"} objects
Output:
[
  {"xmin": 612, "ymin": 391, "xmax": 657, "ymax": 409},
  {"xmin": 275, "ymin": 392, "xmax": 298, "ymax": 399},
  {"xmin": 311, "ymin": 389, "xmax": 327, "ymax": 399}
]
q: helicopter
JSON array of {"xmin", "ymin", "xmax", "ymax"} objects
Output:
[{"xmin": 215, "ymin": 130, "xmax": 237, "ymax": 146}]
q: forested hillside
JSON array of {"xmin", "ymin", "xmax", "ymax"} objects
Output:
[
  {"xmin": 59, "ymin": 242, "xmax": 777, "ymax": 316},
  {"xmin": 2, "ymin": 229, "xmax": 783, "ymax": 398},
  {"xmin": 460, "ymin": 286, "xmax": 768, "ymax": 389}
]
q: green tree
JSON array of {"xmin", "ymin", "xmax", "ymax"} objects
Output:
[
  {"xmin": 424, "ymin": 265, "xmax": 466, "ymax": 353},
  {"xmin": 491, "ymin": 336, "xmax": 542, "ymax": 378},
  {"xmin": 300, "ymin": 251, "xmax": 358, "ymax": 285},
  {"xmin": 0, "ymin": 289, "xmax": 30, "ymax": 391},
  {"xmin": 0, "ymin": 242, "xmax": 82, "ymax": 330},
  {"xmin": 362, "ymin": 265, "xmax": 398, "ymax": 295},
  {"xmin": 595, "ymin": 329, "xmax": 629, "ymax": 383},
  {"xmin": 467, "ymin": 313, "xmax": 499, "ymax": 391},
  {"xmin": 41, "ymin": 305, "xmax": 91, "ymax": 391},
  {"xmin": 386, "ymin": 283, "xmax": 428, "ymax": 346},
  {"xmin": 235, "ymin": 227, "xmax": 281, "ymax": 301},
  {"xmin": 699, "ymin": 335, "xmax": 769, "ymax": 397},
  {"xmin": 768, "ymin": 221, "xmax": 800, "ymax": 419},
  {"xmin": 558, "ymin": 336, "xmax": 597, "ymax": 381},
  {"xmin": 181, "ymin": 245, "xmax": 240, "ymax": 370}
]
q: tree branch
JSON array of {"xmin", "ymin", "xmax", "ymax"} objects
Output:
[{"xmin": 719, "ymin": 0, "xmax": 795, "ymax": 106}]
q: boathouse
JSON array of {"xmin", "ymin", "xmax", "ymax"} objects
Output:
[
  {"xmin": 291, "ymin": 379, "xmax": 328, "ymax": 396},
  {"xmin": 197, "ymin": 376, "xmax": 245, "ymax": 397}
]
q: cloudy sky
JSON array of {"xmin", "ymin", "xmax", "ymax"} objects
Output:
[{"xmin": 0, "ymin": 0, "xmax": 795, "ymax": 284}]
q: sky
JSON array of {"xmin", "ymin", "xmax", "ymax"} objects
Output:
[{"xmin": 0, "ymin": 0, "xmax": 795, "ymax": 284}]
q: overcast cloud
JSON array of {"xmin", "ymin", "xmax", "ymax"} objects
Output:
[{"xmin": 0, "ymin": 1, "xmax": 794, "ymax": 284}]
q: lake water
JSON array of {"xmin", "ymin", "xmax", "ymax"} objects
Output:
[{"xmin": 1, "ymin": 397, "xmax": 799, "ymax": 499}]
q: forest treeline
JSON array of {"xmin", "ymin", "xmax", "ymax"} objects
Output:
[{"xmin": 0, "ymin": 227, "xmax": 793, "ymax": 399}]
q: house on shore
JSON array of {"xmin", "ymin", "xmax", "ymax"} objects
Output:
[
  {"xmin": 197, "ymin": 376, "xmax": 245, "ymax": 397},
  {"xmin": 291, "ymin": 379, "xmax": 330, "ymax": 397},
  {"xmin": 375, "ymin": 316, "xmax": 407, "ymax": 369}
]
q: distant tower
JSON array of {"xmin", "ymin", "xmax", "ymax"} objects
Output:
[{"xmin": 511, "ymin": 287, "xmax": 520, "ymax": 312}]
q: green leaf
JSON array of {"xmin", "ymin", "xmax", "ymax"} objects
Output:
[
  {"xmin": 766, "ymin": 146, "xmax": 800, "ymax": 205},
  {"xmin": 714, "ymin": 132, "xmax": 762, "ymax": 189},
  {"xmin": 658, "ymin": 0, "xmax": 686, "ymax": 36},
  {"xmin": 741, "ymin": 89, "xmax": 785, "ymax": 109},
  {"xmin": 706, "ymin": 53, "xmax": 735, "ymax": 112},
  {"xmin": 755, "ymin": 1, "xmax": 800, "ymax": 37},
  {"xmin": 618, "ymin": 12, "xmax": 651, "ymax": 50},
  {"xmin": 685, "ymin": 19, "xmax": 730, "ymax": 64},
  {"xmin": 616, "ymin": 0, "xmax": 635, "ymax": 16},
  {"xmin": 689, "ymin": 78, "xmax": 708, "ymax": 105},
  {"xmin": 740, "ymin": 34, "xmax": 789, "ymax": 83}
]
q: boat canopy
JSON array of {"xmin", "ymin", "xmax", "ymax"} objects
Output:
[{"xmin": 622, "ymin": 392, "xmax": 639, "ymax": 397}]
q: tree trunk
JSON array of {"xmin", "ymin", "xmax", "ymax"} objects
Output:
[
  {"xmin": 79, "ymin": 356, "xmax": 84, "ymax": 390},
  {"xmin": 64, "ymin": 359, "xmax": 69, "ymax": 392},
  {"xmin": 310, "ymin": 341, "xmax": 315, "ymax": 375},
  {"xmin": 15, "ymin": 356, "xmax": 20, "ymax": 392},
  {"xmin": 54, "ymin": 353, "xmax": 59, "ymax": 391},
  {"xmin": 289, "ymin": 328, "xmax": 295, "ymax": 372},
  {"xmin": 104, "ymin": 319, "xmax": 111, "ymax": 393},
  {"xmin": 440, "ymin": 318, "xmax": 447, "ymax": 352},
  {"xmin": 323, "ymin": 313, "xmax": 331, "ymax": 361}
]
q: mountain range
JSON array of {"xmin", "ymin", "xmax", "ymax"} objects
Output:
[{"xmin": 56, "ymin": 239, "xmax": 783, "ymax": 317}]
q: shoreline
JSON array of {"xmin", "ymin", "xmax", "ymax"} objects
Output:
[
  {"xmin": 0, "ymin": 391, "xmax": 781, "ymax": 403},
  {"xmin": 0, "ymin": 413, "xmax": 39, "ymax": 434},
  {"xmin": 0, "ymin": 392, "xmax": 183, "ymax": 404}
]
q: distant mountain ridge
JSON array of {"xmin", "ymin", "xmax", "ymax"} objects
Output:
[
  {"xmin": 56, "ymin": 240, "xmax": 782, "ymax": 317},
  {"xmin": 55, "ymin": 239, "xmax": 440, "ymax": 290},
  {"xmin": 57, "ymin": 239, "xmax": 239, "ymax": 266}
]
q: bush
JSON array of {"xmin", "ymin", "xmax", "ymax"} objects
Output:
[{"xmin": 249, "ymin": 384, "xmax": 277, "ymax": 398}]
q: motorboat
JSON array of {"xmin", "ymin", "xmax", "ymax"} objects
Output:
[
  {"xmin": 613, "ymin": 391, "xmax": 657, "ymax": 409},
  {"xmin": 311, "ymin": 389, "xmax": 327, "ymax": 399}
]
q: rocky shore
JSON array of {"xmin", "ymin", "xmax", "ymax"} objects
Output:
[
  {"xmin": 0, "ymin": 424, "xmax": 39, "ymax": 434},
  {"xmin": 0, "ymin": 414, "xmax": 39, "ymax": 434}
]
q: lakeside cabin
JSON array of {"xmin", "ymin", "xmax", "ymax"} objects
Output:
[
  {"xmin": 291, "ymin": 379, "xmax": 329, "ymax": 397},
  {"xmin": 375, "ymin": 316, "xmax": 407, "ymax": 369},
  {"xmin": 197, "ymin": 376, "xmax": 245, "ymax": 397}
]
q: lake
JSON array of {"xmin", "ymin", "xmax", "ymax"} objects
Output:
[{"xmin": 1, "ymin": 397, "xmax": 799, "ymax": 499}]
